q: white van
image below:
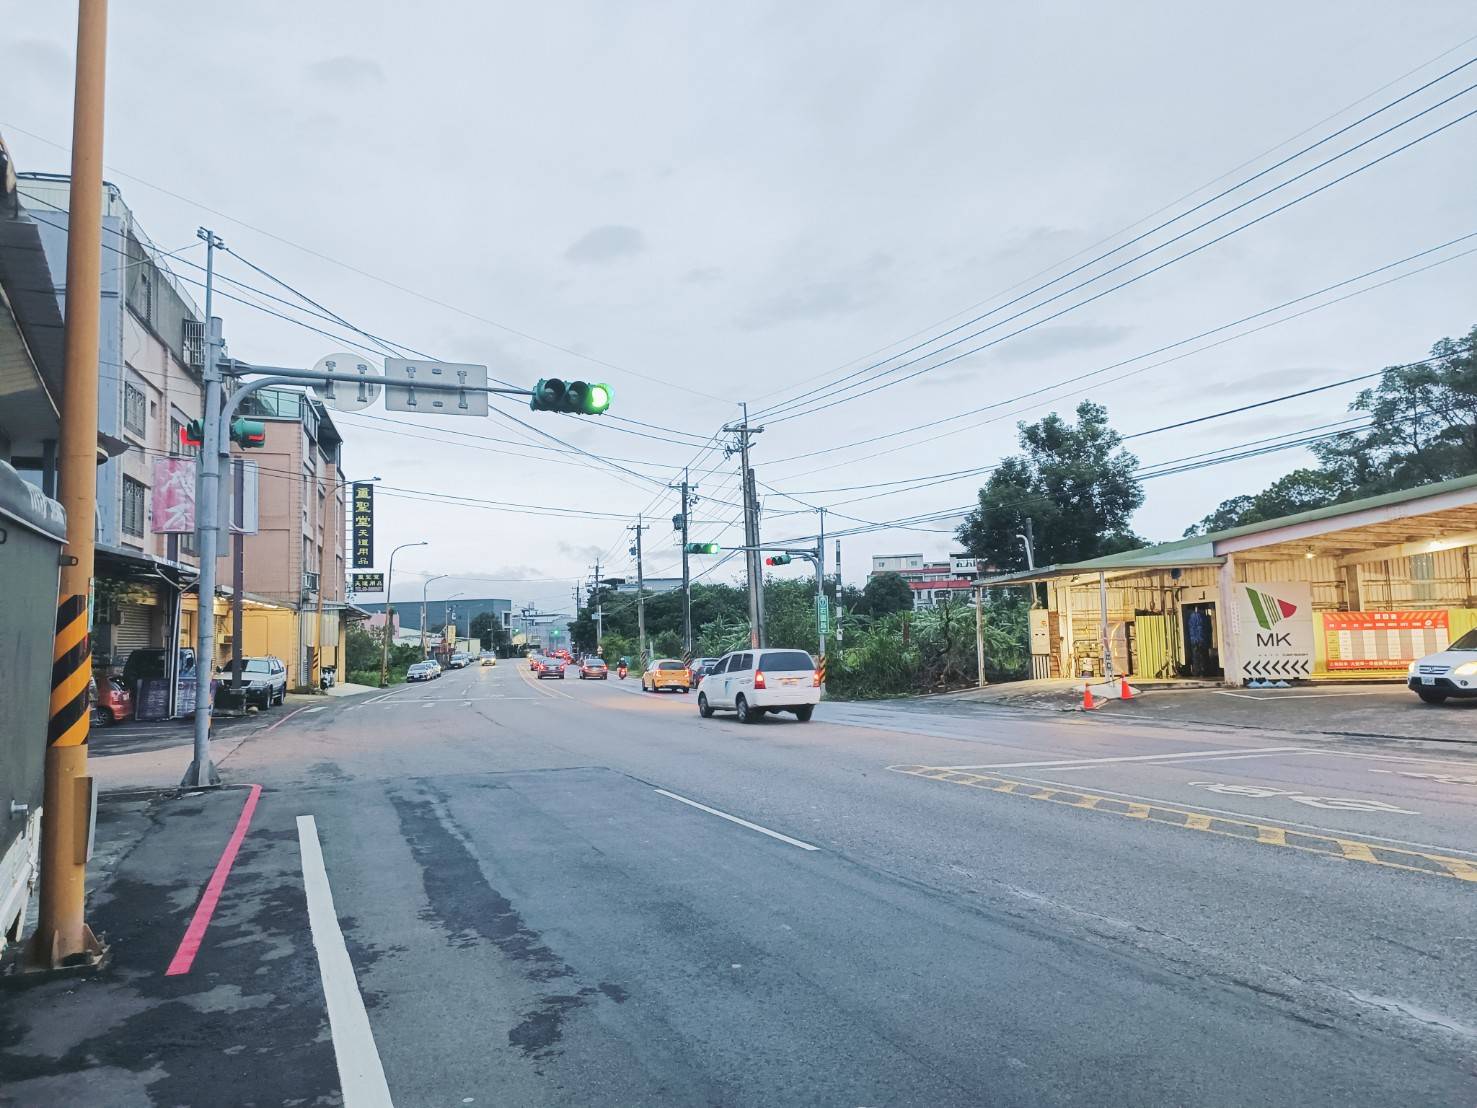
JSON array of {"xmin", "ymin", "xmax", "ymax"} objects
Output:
[
  {"xmin": 696, "ymin": 649, "xmax": 820, "ymax": 723},
  {"xmin": 1407, "ymin": 627, "xmax": 1477, "ymax": 704}
]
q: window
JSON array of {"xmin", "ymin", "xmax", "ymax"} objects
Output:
[
  {"xmin": 759, "ymin": 650, "xmax": 814, "ymax": 672},
  {"xmin": 124, "ymin": 383, "xmax": 147, "ymax": 436},
  {"xmin": 710, "ymin": 657, "xmax": 730, "ymax": 675},
  {"xmin": 730, "ymin": 653, "xmax": 752, "ymax": 672},
  {"xmin": 122, "ymin": 476, "xmax": 146, "ymax": 537}
]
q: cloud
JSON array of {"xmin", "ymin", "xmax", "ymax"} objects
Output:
[
  {"xmin": 990, "ymin": 323, "xmax": 1133, "ymax": 365},
  {"xmin": 557, "ymin": 541, "xmax": 606, "ymax": 563},
  {"xmin": 305, "ymin": 55, "xmax": 385, "ymax": 89},
  {"xmin": 684, "ymin": 266, "xmax": 723, "ymax": 285},
  {"xmin": 738, "ymin": 252, "xmax": 893, "ymax": 330},
  {"xmin": 564, "ymin": 225, "xmax": 646, "ymax": 264}
]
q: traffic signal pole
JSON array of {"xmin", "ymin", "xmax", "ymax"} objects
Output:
[
  {"xmin": 30, "ymin": 0, "xmax": 109, "ymax": 971},
  {"xmin": 630, "ymin": 518, "xmax": 647, "ymax": 665},
  {"xmin": 725, "ymin": 404, "xmax": 766, "ymax": 649},
  {"xmin": 673, "ymin": 471, "xmax": 695, "ymax": 659}
]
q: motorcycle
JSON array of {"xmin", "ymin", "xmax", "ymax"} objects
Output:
[{"xmin": 617, "ymin": 664, "xmax": 629, "ymax": 680}]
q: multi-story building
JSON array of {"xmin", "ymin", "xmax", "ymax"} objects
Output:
[
  {"xmin": 13, "ymin": 172, "xmax": 207, "ymax": 685},
  {"xmin": 869, "ymin": 552, "xmax": 982, "ymax": 609},
  {"xmin": 231, "ymin": 386, "xmax": 349, "ymax": 689}
]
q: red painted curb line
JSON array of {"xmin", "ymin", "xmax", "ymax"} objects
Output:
[
  {"xmin": 264, "ymin": 705, "xmax": 310, "ymax": 733},
  {"xmin": 165, "ymin": 784, "xmax": 263, "ymax": 976}
]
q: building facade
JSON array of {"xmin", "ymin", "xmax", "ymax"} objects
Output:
[
  {"xmin": 12, "ymin": 172, "xmax": 207, "ymax": 690},
  {"xmin": 869, "ymin": 552, "xmax": 981, "ymax": 609}
]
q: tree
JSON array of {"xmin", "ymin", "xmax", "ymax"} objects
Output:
[
  {"xmin": 1185, "ymin": 325, "xmax": 1476, "ymax": 534},
  {"xmin": 860, "ymin": 572, "xmax": 914, "ymax": 617},
  {"xmin": 469, "ymin": 611, "xmax": 509, "ymax": 651},
  {"xmin": 956, "ymin": 400, "xmax": 1144, "ymax": 571}
]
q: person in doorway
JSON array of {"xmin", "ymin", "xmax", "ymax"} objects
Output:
[{"xmin": 1186, "ymin": 607, "xmax": 1210, "ymax": 677}]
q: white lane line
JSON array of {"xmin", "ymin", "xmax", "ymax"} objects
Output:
[
  {"xmin": 654, "ymin": 789, "xmax": 820, "ymax": 852},
  {"xmin": 941, "ymin": 745, "xmax": 1309, "ymax": 770},
  {"xmin": 304, "ymin": 706, "xmax": 327, "ymax": 714},
  {"xmin": 1213, "ymin": 690, "xmax": 1394, "ymax": 700},
  {"xmin": 295, "ymin": 816, "xmax": 394, "ymax": 1107}
]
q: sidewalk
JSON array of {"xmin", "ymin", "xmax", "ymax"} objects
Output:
[{"xmin": 0, "ymin": 785, "xmax": 338, "ymax": 1104}]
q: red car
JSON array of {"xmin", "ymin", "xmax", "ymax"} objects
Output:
[{"xmin": 89, "ymin": 675, "xmax": 134, "ymax": 726}]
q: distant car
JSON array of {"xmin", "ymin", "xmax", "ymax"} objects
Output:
[
  {"xmin": 407, "ymin": 660, "xmax": 440, "ymax": 682},
  {"xmin": 447, "ymin": 653, "xmax": 470, "ymax": 669},
  {"xmin": 537, "ymin": 657, "xmax": 566, "ymax": 680},
  {"xmin": 579, "ymin": 657, "xmax": 608, "ymax": 680},
  {"xmin": 480, "ymin": 652, "xmax": 497, "ymax": 667},
  {"xmin": 697, "ymin": 648, "xmax": 820, "ymax": 723},
  {"xmin": 688, "ymin": 657, "xmax": 719, "ymax": 688},
  {"xmin": 88, "ymin": 675, "xmax": 134, "ymax": 727},
  {"xmin": 529, "ymin": 655, "xmax": 545, "ymax": 673},
  {"xmin": 642, "ymin": 659, "xmax": 691, "ymax": 694},
  {"xmin": 1408, "ymin": 627, "xmax": 1477, "ymax": 704},
  {"xmin": 219, "ymin": 656, "xmax": 288, "ymax": 708}
]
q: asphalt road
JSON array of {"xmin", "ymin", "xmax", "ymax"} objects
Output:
[{"xmin": 6, "ymin": 661, "xmax": 1476, "ymax": 1106}]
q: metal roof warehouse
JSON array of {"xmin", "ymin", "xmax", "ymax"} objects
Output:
[{"xmin": 976, "ymin": 473, "xmax": 1477, "ymax": 685}]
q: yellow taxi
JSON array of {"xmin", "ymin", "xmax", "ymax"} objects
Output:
[{"xmin": 641, "ymin": 659, "xmax": 691, "ymax": 694}]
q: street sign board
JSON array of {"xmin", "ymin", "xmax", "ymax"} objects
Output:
[
  {"xmin": 351, "ymin": 572, "xmax": 385, "ymax": 593},
  {"xmin": 352, "ymin": 482, "xmax": 375, "ymax": 568},
  {"xmin": 312, "ymin": 352, "xmax": 382, "ymax": 412},
  {"xmin": 383, "ymin": 359, "xmax": 489, "ymax": 416},
  {"xmin": 817, "ymin": 595, "xmax": 830, "ymax": 638}
]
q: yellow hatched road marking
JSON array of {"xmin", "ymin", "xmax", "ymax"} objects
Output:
[{"xmin": 887, "ymin": 764, "xmax": 1476, "ymax": 885}]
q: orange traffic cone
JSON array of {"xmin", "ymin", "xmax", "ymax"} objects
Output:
[
  {"xmin": 1120, "ymin": 677, "xmax": 1134, "ymax": 700},
  {"xmin": 1082, "ymin": 684, "xmax": 1099, "ymax": 710}
]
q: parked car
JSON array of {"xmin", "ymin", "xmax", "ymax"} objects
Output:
[
  {"xmin": 537, "ymin": 656, "xmax": 566, "ymax": 680},
  {"xmin": 218, "ymin": 656, "xmax": 288, "ymax": 708},
  {"xmin": 642, "ymin": 659, "xmax": 691, "ymax": 693},
  {"xmin": 407, "ymin": 660, "xmax": 440, "ymax": 682},
  {"xmin": 88, "ymin": 675, "xmax": 134, "ymax": 727},
  {"xmin": 688, "ymin": 657, "xmax": 719, "ymax": 688},
  {"xmin": 447, "ymin": 652, "xmax": 470, "ymax": 669},
  {"xmin": 1407, "ymin": 628, "xmax": 1477, "ymax": 704},
  {"xmin": 697, "ymin": 649, "xmax": 820, "ymax": 723},
  {"xmin": 579, "ymin": 657, "xmax": 608, "ymax": 680},
  {"xmin": 122, "ymin": 646, "xmax": 196, "ymax": 690},
  {"xmin": 480, "ymin": 652, "xmax": 497, "ymax": 667}
]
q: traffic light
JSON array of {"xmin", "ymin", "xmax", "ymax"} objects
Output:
[
  {"xmin": 684, "ymin": 542, "xmax": 720, "ymax": 554},
  {"xmin": 529, "ymin": 378, "xmax": 612, "ymax": 414},
  {"xmin": 179, "ymin": 419, "xmax": 205, "ymax": 449},
  {"xmin": 229, "ymin": 418, "xmax": 267, "ymax": 448},
  {"xmin": 765, "ymin": 553, "xmax": 793, "ymax": 566}
]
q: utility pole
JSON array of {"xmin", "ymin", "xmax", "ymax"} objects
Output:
[
  {"xmin": 724, "ymin": 404, "xmax": 766, "ymax": 649},
  {"xmin": 592, "ymin": 559, "xmax": 603, "ymax": 652},
  {"xmin": 231, "ymin": 459, "xmax": 245, "ymax": 698},
  {"xmin": 815, "ymin": 508, "xmax": 827, "ymax": 686},
  {"xmin": 378, "ymin": 541, "xmax": 426, "ymax": 686},
  {"xmin": 630, "ymin": 517, "xmax": 647, "ymax": 665},
  {"xmin": 30, "ymin": 0, "xmax": 109, "ymax": 971},
  {"xmin": 834, "ymin": 538, "xmax": 843, "ymax": 665},
  {"xmin": 672, "ymin": 470, "xmax": 696, "ymax": 659},
  {"xmin": 183, "ymin": 227, "xmax": 223, "ymax": 789},
  {"xmin": 975, "ymin": 587, "xmax": 988, "ymax": 689}
]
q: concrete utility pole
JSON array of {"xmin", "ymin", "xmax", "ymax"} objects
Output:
[
  {"xmin": 672, "ymin": 470, "xmax": 696, "ymax": 659},
  {"xmin": 815, "ymin": 508, "xmax": 827, "ymax": 684},
  {"xmin": 630, "ymin": 517, "xmax": 647, "ymax": 664},
  {"xmin": 975, "ymin": 588, "xmax": 988, "ymax": 689},
  {"xmin": 592, "ymin": 559, "xmax": 603, "ymax": 651},
  {"xmin": 30, "ymin": 0, "xmax": 109, "ymax": 971},
  {"xmin": 834, "ymin": 538, "xmax": 843, "ymax": 665},
  {"xmin": 230, "ymin": 459, "xmax": 245, "ymax": 698},
  {"xmin": 378, "ymin": 541, "xmax": 427, "ymax": 685},
  {"xmin": 183, "ymin": 227, "xmax": 224, "ymax": 789},
  {"xmin": 725, "ymin": 404, "xmax": 766, "ymax": 649}
]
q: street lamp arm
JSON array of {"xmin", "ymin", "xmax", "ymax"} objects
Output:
[{"xmin": 379, "ymin": 541, "xmax": 428, "ymax": 687}]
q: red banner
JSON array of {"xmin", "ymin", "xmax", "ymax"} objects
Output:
[{"xmin": 1322, "ymin": 611, "xmax": 1447, "ymax": 632}]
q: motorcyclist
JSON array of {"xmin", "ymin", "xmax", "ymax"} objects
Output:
[{"xmin": 617, "ymin": 655, "xmax": 630, "ymax": 679}]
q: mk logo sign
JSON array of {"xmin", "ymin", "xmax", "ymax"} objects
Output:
[
  {"xmin": 1246, "ymin": 586, "xmax": 1298, "ymax": 632},
  {"xmin": 1257, "ymin": 632, "xmax": 1292, "ymax": 647}
]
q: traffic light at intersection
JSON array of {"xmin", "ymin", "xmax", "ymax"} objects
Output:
[
  {"xmin": 179, "ymin": 419, "xmax": 205, "ymax": 449},
  {"xmin": 684, "ymin": 542, "xmax": 720, "ymax": 554},
  {"xmin": 229, "ymin": 418, "xmax": 267, "ymax": 448},
  {"xmin": 529, "ymin": 378, "xmax": 612, "ymax": 414},
  {"xmin": 765, "ymin": 553, "xmax": 793, "ymax": 566}
]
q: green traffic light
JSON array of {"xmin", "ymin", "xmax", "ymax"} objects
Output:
[
  {"xmin": 584, "ymin": 383, "xmax": 611, "ymax": 414},
  {"xmin": 684, "ymin": 542, "xmax": 720, "ymax": 555}
]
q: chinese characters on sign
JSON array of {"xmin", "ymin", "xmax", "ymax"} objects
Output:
[
  {"xmin": 150, "ymin": 457, "xmax": 196, "ymax": 533},
  {"xmin": 351, "ymin": 572, "xmax": 385, "ymax": 593},
  {"xmin": 1323, "ymin": 610, "xmax": 1449, "ymax": 671},
  {"xmin": 352, "ymin": 481, "xmax": 375, "ymax": 568}
]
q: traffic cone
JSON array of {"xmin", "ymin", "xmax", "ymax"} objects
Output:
[
  {"xmin": 1119, "ymin": 676, "xmax": 1134, "ymax": 700},
  {"xmin": 1082, "ymin": 684, "xmax": 1099, "ymax": 710}
]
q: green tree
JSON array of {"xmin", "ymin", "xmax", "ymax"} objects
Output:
[
  {"xmin": 1185, "ymin": 325, "xmax": 1476, "ymax": 535},
  {"xmin": 469, "ymin": 611, "xmax": 509, "ymax": 652},
  {"xmin": 956, "ymin": 400, "xmax": 1144, "ymax": 570},
  {"xmin": 860, "ymin": 572, "xmax": 914, "ymax": 617}
]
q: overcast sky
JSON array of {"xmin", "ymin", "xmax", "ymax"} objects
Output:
[{"xmin": 5, "ymin": 2, "xmax": 1476, "ymax": 617}]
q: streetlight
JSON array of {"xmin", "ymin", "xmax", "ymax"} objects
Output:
[
  {"xmin": 420, "ymin": 574, "xmax": 448, "ymax": 657},
  {"xmin": 379, "ymin": 541, "xmax": 428, "ymax": 687}
]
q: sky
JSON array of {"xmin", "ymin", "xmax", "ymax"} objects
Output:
[{"xmin": 4, "ymin": 2, "xmax": 1476, "ymax": 619}]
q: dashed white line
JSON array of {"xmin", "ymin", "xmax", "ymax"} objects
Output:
[
  {"xmin": 295, "ymin": 815, "xmax": 394, "ymax": 1107},
  {"xmin": 654, "ymin": 789, "xmax": 820, "ymax": 851}
]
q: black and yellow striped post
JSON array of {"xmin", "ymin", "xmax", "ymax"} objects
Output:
[{"xmin": 27, "ymin": 0, "xmax": 108, "ymax": 973}]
